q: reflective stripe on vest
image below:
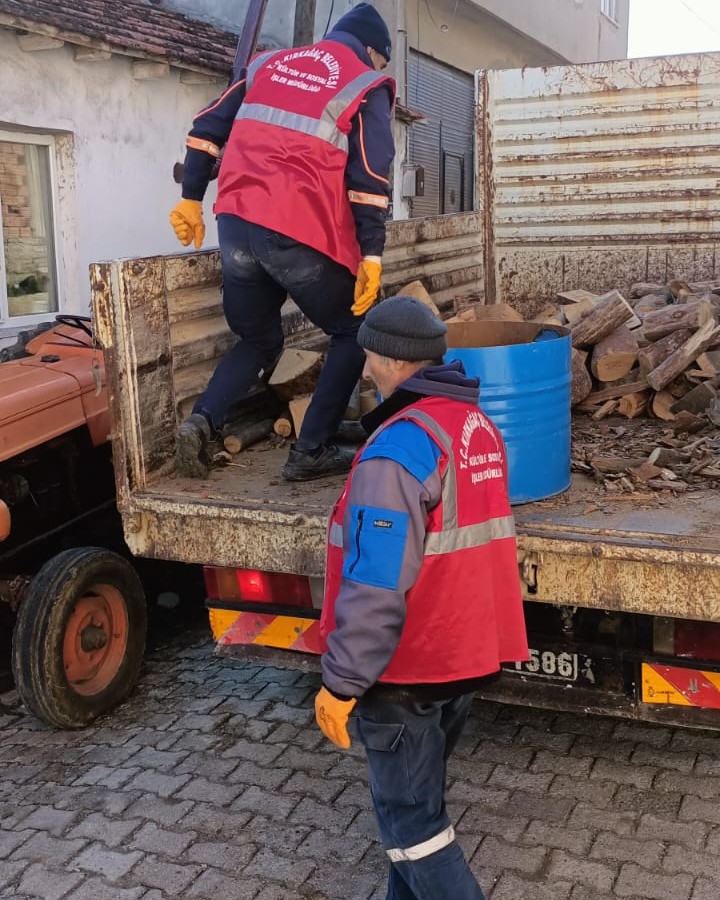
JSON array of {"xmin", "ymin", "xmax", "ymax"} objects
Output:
[
  {"xmin": 329, "ymin": 521, "xmax": 343, "ymax": 548},
  {"xmin": 246, "ymin": 50, "xmax": 276, "ymax": 89},
  {"xmin": 236, "ymin": 69, "xmax": 387, "ymax": 154},
  {"xmin": 386, "ymin": 825, "xmax": 455, "ymax": 863},
  {"xmin": 378, "ymin": 408, "xmax": 515, "ymax": 556}
]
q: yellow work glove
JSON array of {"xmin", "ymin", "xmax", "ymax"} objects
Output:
[
  {"xmin": 352, "ymin": 256, "xmax": 382, "ymax": 316},
  {"xmin": 315, "ymin": 686, "xmax": 357, "ymax": 749},
  {"xmin": 169, "ymin": 199, "xmax": 205, "ymax": 249}
]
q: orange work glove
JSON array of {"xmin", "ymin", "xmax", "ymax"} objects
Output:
[
  {"xmin": 169, "ymin": 199, "xmax": 205, "ymax": 249},
  {"xmin": 315, "ymin": 686, "xmax": 357, "ymax": 749},
  {"xmin": 352, "ymin": 256, "xmax": 382, "ymax": 316}
]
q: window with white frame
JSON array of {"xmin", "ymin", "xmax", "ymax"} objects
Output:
[
  {"xmin": 601, "ymin": 0, "xmax": 619, "ymax": 24},
  {"xmin": 0, "ymin": 131, "xmax": 60, "ymax": 324}
]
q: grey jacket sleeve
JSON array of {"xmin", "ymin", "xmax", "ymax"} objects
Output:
[{"xmin": 321, "ymin": 455, "xmax": 441, "ymax": 699}]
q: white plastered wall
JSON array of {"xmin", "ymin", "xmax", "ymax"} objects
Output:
[{"xmin": 1, "ymin": 29, "xmax": 225, "ymax": 332}]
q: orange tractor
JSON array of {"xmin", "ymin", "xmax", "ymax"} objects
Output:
[{"xmin": 0, "ymin": 316, "xmax": 147, "ymax": 728}]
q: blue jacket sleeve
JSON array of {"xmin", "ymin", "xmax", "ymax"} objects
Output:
[
  {"xmin": 181, "ymin": 75, "xmax": 247, "ymax": 202},
  {"xmin": 321, "ymin": 423, "xmax": 442, "ymax": 698},
  {"xmin": 345, "ymin": 83, "xmax": 395, "ymax": 258}
]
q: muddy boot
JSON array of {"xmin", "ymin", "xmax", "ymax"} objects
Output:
[
  {"xmin": 282, "ymin": 443, "xmax": 355, "ymax": 482},
  {"xmin": 175, "ymin": 413, "xmax": 213, "ymax": 478}
]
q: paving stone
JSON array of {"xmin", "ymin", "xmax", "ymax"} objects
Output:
[
  {"xmin": 128, "ymin": 822, "xmax": 195, "ymax": 858},
  {"xmin": 612, "ymin": 722, "xmax": 672, "ymax": 748},
  {"xmin": 654, "ymin": 769, "xmax": 720, "ymax": 800},
  {"xmin": 546, "ymin": 851, "xmax": 617, "ymax": 894},
  {"xmin": 243, "ymin": 847, "xmax": 316, "ymax": 885},
  {"xmin": 615, "ymin": 862, "xmax": 693, "ymax": 900},
  {"xmin": 302, "ymin": 863, "xmax": 381, "ymax": 900},
  {"xmin": 590, "ymin": 757, "xmax": 656, "ymax": 790},
  {"xmin": 296, "ymin": 828, "xmax": 373, "ymax": 866},
  {"xmin": 72, "ymin": 765, "xmax": 140, "ymax": 790},
  {"xmin": 231, "ymin": 785, "xmax": 299, "ymax": 819},
  {"xmin": 589, "ymin": 830, "xmax": 664, "ymax": 868},
  {"xmin": 176, "ymin": 775, "xmax": 243, "ymax": 806},
  {"xmin": 515, "ymin": 726, "xmax": 575, "ymax": 754},
  {"xmin": 124, "ymin": 748, "xmax": 189, "ymax": 772},
  {"xmin": 475, "ymin": 835, "xmax": 547, "ymax": 875},
  {"xmin": 530, "ymin": 749, "xmax": 592, "ymax": 777},
  {"xmin": 524, "ymin": 820, "xmax": 594, "ymax": 856},
  {"xmin": 0, "ymin": 859, "xmax": 29, "ymax": 892},
  {"xmin": 241, "ymin": 815, "xmax": 312, "ymax": 854},
  {"xmin": 456, "ymin": 808, "xmax": 529, "ymax": 843},
  {"xmin": 568, "ymin": 803, "xmax": 637, "ymax": 836},
  {"xmin": 692, "ymin": 877, "xmax": 720, "ymax": 900},
  {"xmin": 124, "ymin": 770, "xmax": 192, "ymax": 799},
  {"xmin": 70, "ymin": 842, "xmax": 143, "ymax": 880},
  {"xmin": 488, "ymin": 764, "xmax": 554, "ymax": 793},
  {"xmin": 680, "ymin": 793, "xmax": 720, "ymax": 825},
  {"xmin": 221, "ymin": 737, "xmax": 284, "ymax": 764},
  {"xmin": 630, "ymin": 744, "xmax": 697, "ymax": 773},
  {"xmin": 11, "ymin": 833, "xmax": 87, "ymax": 866},
  {"xmin": 64, "ymin": 876, "xmax": 146, "ymax": 899},
  {"xmin": 491, "ymin": 871, "xmax": 573, "ymax": 900},
  {"xmin": 128, "ymin": 857, "xmax": 203, "ymax": 896},
  {"xmin": 14, "ymin": 807, "xmax": 78, "ymax": 837},
  {"xmin": 185, "ymin": 837, "xmax": 257, "ymax": 872},
  {"xmin": 14, "ymin": 863, "xmax": 82, "ymax": 900},
  {"xmin": 67, "ymin": 812, "xmax": 142, "ymax": 847},
  {"xmin": 613, "ymin": 783, "xmax": 683, "ymax": 818},
  {"xmin": 662, "ymin": 843, "xmax": 720, "ymax": 881},
  {"xmin": 178, "ymin": 802, "xmax": 253, "ymax": 838},
  {"xmin": 0, "ymin": 830, "xmax": 34, "ymax": 860},
  {"xmin": 123, "ymin": 796, "xmax": 194, "ymax": 828},
  {"xmin": 185, "ymin": 867, "xmax": 262, "ymax": 900},
  {"xmin": 282, "ymin": 771, "xmax": 346, "ymax": 803},
  {"xmin": 551, "ymin": 774, "xmax": 618, "ymax": 808},
  {"xmin": 288, "ymin": 796, "xmax": 359, "ymax": 835}
]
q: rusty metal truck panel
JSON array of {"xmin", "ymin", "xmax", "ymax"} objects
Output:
[{"xmin": 477, "ymin": 52, "xmax": 720, "ymax": 316}]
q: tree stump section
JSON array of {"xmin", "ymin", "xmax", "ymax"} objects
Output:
[
  {"xmin": 268, "ymin": 349, "xmax": 323, "ymax": 402},
  {"xmin": 641, "ymin": 301, "xmax": 712, "ymax": 341},
  {"xmin": 223, "ymin": 418, "xmax": 274, "ymax": 454}
]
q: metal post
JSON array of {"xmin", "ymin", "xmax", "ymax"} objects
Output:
[{"xmin": 293, "ymin": 0, "xmax": 317, "ymax": 47}]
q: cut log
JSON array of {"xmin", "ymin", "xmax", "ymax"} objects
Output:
[
  {"xmin": 617, "ymin": 390, "xmax": 649, "ymax": 419},
  {"xmin": 562, "ymin": 299, "xmax": 596, "ymax": 324},
  {"xmin": 359, "ymin": 389, "xmax": 379, "ymax": 415},
  {"xmin": 575, "ymin": 379, "xmax": 649, "ymax": 410},
  {"xmin": 666, "ymin": 279, "xmax": 691, "ymax": 300},
  {"xmin": 630, "ymin": 282, "xmax": 665, "ymax": 298},
  {"xmin": 648, "ymin": 447, "xmax": 689, "ymax": 466},
  {"xmin": 696, "ymin": 350, "xmax": 720, "ymax": 376},
  {"xmin": 670, "ymin": 381, "xmax": 718, "ymax": 416},
  {"xmin": 646, "ymin": 314, "xmax": 720, "ymax": 391},
  {"xmin": 570, "ymin": 290, "xmax": 635, "ymax": 348},
  {"xmin": 590, "ymin": 325, "xmax": 639, "ymax": 382},
  {"xmin": 289, "ymin": 394, "xmax": 313, "ymax": 436},
  {"xmin": 571, "ymin": 348, "xmax": 593, "ymax": 406},
  {"xmin": 672, "ymin": 410, "xmax": 706, "ymax": 434},
  {"xmin": 557, "ymin": 289, "xmax": 599, "ymax": 305},
  {"xmin": 268, "ymin": 349, "xmax": 323, "ymax": 402},
  {"xmin": 632, "ymin": 294, "xmax": 670, "ymax": 316},
  {"xmin": 591, "ymin": 399, "xmax": 619, "ymax": 420},
  {"xmin": 650, "ymin": 390, "xmax": 677, "ymax": 421},
  {"xmin": 223, "ymin": 418, "xmax": 274, "ymax": 454},
  {"xmin": 273, "ymin": 416, "xmax": 293, "ymax": 438},
  {"xmin": 637, "ymin": 329, "xmax": 694, "ymax": 377},
  {"xmin": 590, "ymin": 456, "xmax": 647, "ymax": 475},
  {"xmin": 472, "ymin": 303, "xmax": 525, "ymax": 322},
  {"xmin": 641, "ymin": 301, "xmax": 714, "ymax": 341},
  {"xmin": 399, "ymin": 280, "xmax": 441, "ymax": 317}
]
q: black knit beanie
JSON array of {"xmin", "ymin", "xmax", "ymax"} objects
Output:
[
  {"xmin": 358, "ymin": 296, "xmax": 447, "ymax": 361},
  {"xmin": 332, "ymin": 3, "xmax": 392, "ymax": 61}
]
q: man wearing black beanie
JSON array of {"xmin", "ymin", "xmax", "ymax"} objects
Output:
[
  {"xmin": 314, "ymin": 296, "xmax": 529, "ymax": 899},
  {"xmin": 169, "ymin": 4, "xmax": 395, "ymax": 481}
]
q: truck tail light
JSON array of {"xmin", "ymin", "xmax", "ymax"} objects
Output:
[
  {"xmin": 654, "ymin": 617, "xmax": 720, "ymax": 663},
  {"xmin": 204, "ymin": 566, "xmax": 313, "ymax": 608}
]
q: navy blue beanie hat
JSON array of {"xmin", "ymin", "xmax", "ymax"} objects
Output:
[
  {"xmin": 333, "ymin": 3, "xmax": 392, "ymax": 61},
  {"xmin": 358, "ymin": 296, "xmax": 447, "ymax": 361}
]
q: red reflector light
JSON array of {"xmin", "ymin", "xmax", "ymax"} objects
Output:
[{"xmin": 203, "ymin": 566, "xmax": 313, "ymax": 608}]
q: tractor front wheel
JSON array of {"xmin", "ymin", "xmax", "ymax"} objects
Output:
[{"xmin": 12, "ymin": 547, "xmax": 147, "ymax": 728}]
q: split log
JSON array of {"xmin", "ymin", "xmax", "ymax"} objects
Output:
[
  {"xmin": 223, "ymin": 418, "xmax": 274, "ymax": 454},
  {"xmin": 617, "ymin": 390, "xmax": 649, "ymax": 419},
  {"xmin": 562, "ymin": 299, "xmax": 596, "ymax": 324},
  {"xmin": 575, "ymin": 379, "xmax": 649, "ymax": 410},
  {"xmin": 557, "ymin": 289, "xmax": 599, "ymax": 304},
  {"xmin": 273, "ymin": 416, "xmax": 293, "ymax": 438},
  {"xmin": 650, "ymin": 390, "xmax": 676, "ymax": 421},
  {"xmin": 590, "ymin": 456, "xmax": 647, "ymax": 474},
  {"xmin": 590, "ymin": 325, "xmax": 639, "ymax": 382},
  {"xmin": 666, "ymin": 279, "xmax": 691, "ymax": 300},
  {"xmin": 591, "ymin": 399, "xmax": 619, "ymax": 420},
  {"xmin": 472, "ymin": 303, "xmax": 525, "ymax": 322},
  {"xmin": 646, "ymin": 314, "xmax": 720, "ymax": 391},
  {"xmin": 648, "ymin": 447, "xmax": 690, "ymax": 466},
  {"xmin": 399, "ymin": 280, "xmax": 441, "ymax": 317},
  {"xmin": 268, "ymin": 349, "xmax": 323, "ymax": 402},
  {"xmin": 632, "ymin": 294, "xmax": 670, "ymax": 316},
  {"xmin": 630, "ymin": 282, "xmax": 665, "ymax": 298},
  {"xmin": 570, "ymin": 290, "xmax": 635, "ymax": 348},
  {"xmin": 289, "ymin": 394, "xmax": 313, "ymax": 436},
  {"xmin": 696, "ymin": 350, "xmax": 720, "ymax": 376},
  {"xmin": 641, "ymin": 301, "xmax": 713, "ymax": 341},
  {"xmin": 637, "ymin": 329, "xmax": 694, "ymax": 377},
  {"xmin": 571, "ymin": 348, "xmax": 593, "ymax": 406},
  {"xmin": 672, "ymin": 410, "xmax": 706, "ymax": 434},
  {"xmin": 670, "ymin": 381, "xmax": 718, "ymax": 416}
]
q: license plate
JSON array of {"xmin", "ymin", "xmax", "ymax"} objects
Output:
[{"xmin": 507, "ymin": 648, "xmax": 597, "ymax": 685}]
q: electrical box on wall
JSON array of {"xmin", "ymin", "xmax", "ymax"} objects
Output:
[{"xmin": 401, "ymin": 165, "xmax": 425, "ymax": 198}]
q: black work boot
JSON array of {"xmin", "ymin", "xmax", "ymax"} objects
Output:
[
  {"xmin": 282, "ymin": 443, "xmax": 355, "ymax": 482},
  {"xmin": 175, "ymin": 413, "xmax": 213, "ymax": 478}
]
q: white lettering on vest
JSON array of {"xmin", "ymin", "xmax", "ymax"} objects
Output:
[
  {"xmin": 458, "ymin": 410, "xmax": 503, "ymax": 484},
  {"xmin": 268, "ymin": 49, "xmax": 342, "ymax": 91}
]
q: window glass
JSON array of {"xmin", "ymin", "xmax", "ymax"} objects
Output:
[{"xmin": 0, "ymin": 140, "xmax": 58, "ymax": 319}]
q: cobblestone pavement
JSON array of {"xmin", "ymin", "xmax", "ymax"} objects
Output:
[{"xmin": 2, "ymin": 623, "xmax": 720, "ymax": 900}]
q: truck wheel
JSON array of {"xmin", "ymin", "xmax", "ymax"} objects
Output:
[{"xmin": 11, "ymin": 547, "xmax": 147, "ymax": 729}]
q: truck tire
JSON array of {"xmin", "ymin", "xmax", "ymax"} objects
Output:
[{"xmin": 11, "ymin": 547, "xmax": 147, "ymax": 729}]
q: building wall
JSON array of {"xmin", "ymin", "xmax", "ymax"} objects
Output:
[{"xmin": 1, "ymin": 29, "xmax": 224, "ymax": 330}]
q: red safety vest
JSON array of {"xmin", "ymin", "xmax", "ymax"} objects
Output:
[
  {"xmin": 215, "ymin": 40, "xmax": 394, "ymax": 274},
  {"xmin": 321, "ymin": 397, "xmax": 529, "ymax": 683}
]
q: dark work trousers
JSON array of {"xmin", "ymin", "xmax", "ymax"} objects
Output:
[
  {"xmin": 193, "ymin": 214, "xmax": 365, "ymax": 448},
  {"xmin": 354, "ymin": 692, "xmax": 486, "ymax": 900}
]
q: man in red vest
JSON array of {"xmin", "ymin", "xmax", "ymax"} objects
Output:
[
  {"xmin": 314, "ymin": 296, "xmax": 529, "ymax": 899},
  {"xmin": 169, "ymin": 4, "xmax": 395, "ymax": 481}
]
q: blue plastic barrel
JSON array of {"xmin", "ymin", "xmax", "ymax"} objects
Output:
[{"xmin": 444, "ymin": 321, "xmax": 571, "ymax": 504}]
